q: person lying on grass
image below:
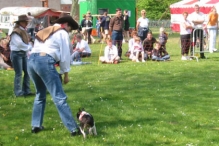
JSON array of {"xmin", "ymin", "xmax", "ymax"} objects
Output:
[{"xmin": 99, "ymin": 39, "xmax": 120, "ymax": 64}]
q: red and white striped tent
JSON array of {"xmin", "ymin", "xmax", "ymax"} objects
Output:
[{"xmin": 170, "ymin": 0, "xmax": 219, "ymax": 32}]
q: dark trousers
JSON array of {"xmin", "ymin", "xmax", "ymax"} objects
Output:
[
  {"xmin": 191, "ymin": 29, "xmax": 205, "ymax": 58},
  {"xmin": 86, "ymin": 29, "xmax": 92, "ymax": 44},
  {"xmin": 112, "ymin": 30, "xmax": 123, "ymax": 58},
  {"xmin": 180, "ymin": 34, "xmax": 191, "ymax": 55}
]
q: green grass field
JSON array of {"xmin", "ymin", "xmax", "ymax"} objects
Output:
[{"xmin": 1, "ymin": 29, "xmax": 219, "ymax": 146}]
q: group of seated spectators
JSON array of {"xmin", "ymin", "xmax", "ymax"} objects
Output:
[{"xmin": 124, "ymin": 28, "xmax": 170, "ymax": 63}]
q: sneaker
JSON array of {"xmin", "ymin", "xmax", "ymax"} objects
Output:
[
  {"xmin": 136, "ymin": 59, "xmax": 140, "ymax": 62},
  {"xmin": 213, "ymin": 48, "xmax": 217, "ymax": 52},
  {"xmin": 181, "ymin": 56, "xmax": 187, "ymax": 60},
  {"xmin": 71, "ymin": 128, "xmax": 81, "ymax": 136},
  {"xmin": 31, "ymin": 126, "xmax": 44, "ymax": 133},
  {"xmin": 142, "ymin": 60, "xmax": 145, "ymax": 62}
]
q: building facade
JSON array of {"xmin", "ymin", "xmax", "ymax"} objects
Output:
[{"xmin": 0, "ymin": 0, "xmax": 60, "ymax": 10}]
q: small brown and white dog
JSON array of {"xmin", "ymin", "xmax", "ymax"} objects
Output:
[{"xmin": 76, "ymin": 108, "xmax": 97, "ymax": 138}]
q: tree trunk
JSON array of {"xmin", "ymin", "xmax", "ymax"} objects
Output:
[{"xmin": 70, "ymin": 0, "xmax": 79, "ymax": 22}]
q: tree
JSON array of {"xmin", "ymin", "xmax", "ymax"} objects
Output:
[
  {"xmin": 136, "ymin": 0, "xmax": 180, "ymax": 20},
  {"xmin": 70, "ymin": 0, "xmax": 79, "ymax": 22}
]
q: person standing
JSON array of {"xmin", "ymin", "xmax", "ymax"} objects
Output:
[
  {"xmin": 100, "ymin": 12, "xmax": 111, "ymax": 42},
  {"xmin": 85, "ymin": 14, "xmax": 93, "ymax": 44},
  {"xmin": 136, "ymin": 10, "xmax": 149, "ymax": 41},
  {"xmin": 10, "ymin": 15, "xmax": 33, "ymax": 97},
  {"xmin": 180, "ymin": 12, "xmax": 193, "ymax": 60},
  {"xmin": 28, "ymin": 15, "xmax": 81, "ymax": 136},
  {"xmin": 109, "ymin": 8, "xmax": 124, "ymax": 59},
  {"xmin": 123, "ymin": 9, "xmax": 130, "ymax": 42},
  {"xmin": 189, "ymin": 4, "xmax": 205, "ymax": 58},
  {"xmin": 27, "ymin": 12, "xmax": 38, "ymax": 39},
  {"xmin": 96, "ymin": 16, "xmax": 101, "ymax": 40},
  {"xmin": 206, "ymin": 6, "xmax": 218, "ymax": 53}
]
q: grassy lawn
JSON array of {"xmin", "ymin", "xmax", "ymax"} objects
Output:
[{"xmin": 1, "ymin": 28, "xmax": 219, "ymax": 146}]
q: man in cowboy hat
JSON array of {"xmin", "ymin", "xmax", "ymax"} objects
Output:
[
  {"xmin": 27, "ymin": 15, "xmax": 81, "ymax": 136},
  {"xmin": 10, "ymin": 14, "xmax": 34, "ymax": 97}
]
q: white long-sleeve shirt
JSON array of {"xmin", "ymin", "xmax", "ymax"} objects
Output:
[
  {"xmin": 10, "ymin": 26, "xmax": 32, "ymax": 51},
  {"xmin": 104, "ymin": 45, "xmax": 118, "ymax": 61},
  {"xmin": 31, "ymin": 26, "xmax": 71, "ymax": 74}
]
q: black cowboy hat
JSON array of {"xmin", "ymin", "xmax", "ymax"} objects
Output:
[
  {"xmin": 55, "ymin": 15, "xmax": 79, "ymax": 30},
  {"xmin": 14, "ymin": 15, "xmax": 29, "ymax": 23}
]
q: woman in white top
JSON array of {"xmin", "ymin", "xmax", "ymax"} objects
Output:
[
  {"xmin": 206, "ymin": 6, "xmax": 218, "ymax": 53},
  {"xmin": 136, "ymin": 10, "xmax": 149, "ymax": 41},
  {"xmin": 180, "ymin": 12, "xmax": 193, "ymax": 60}
]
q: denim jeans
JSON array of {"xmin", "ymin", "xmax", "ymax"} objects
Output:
[
  {"xmin": 27, "ymin": 53, "xmax": 78, "ymax": 132},
  {"xmin": 10, "ymin": 51, "xmax": 31, "ymax": 96},
  {"xmin": 152, "ymin": 55, "xmax": 170, "ymax": 61},
  {"xmin": 112, "ymin": 30, "xmax": 123, "ymax": 58},
  {"xmin": 71, "ymin": 51, "xmax": 91, "ymax": 62}
]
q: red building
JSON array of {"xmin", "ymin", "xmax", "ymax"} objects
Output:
[{"xmin": 0, "ymin": 0, "xmax": 60, "ymax": 10}]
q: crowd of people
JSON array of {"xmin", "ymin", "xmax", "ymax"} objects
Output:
[{"xmin": 180, "ymin": 4, "xmax": 218, "ymax": 60}]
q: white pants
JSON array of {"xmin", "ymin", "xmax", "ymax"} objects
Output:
[
  {"xmin": 99, "ymin": 56, "xmax": 120, "ymax": 63},
  {"xmin": 208, "ymin": 27, "xmax": 217, "ymax": 52}
]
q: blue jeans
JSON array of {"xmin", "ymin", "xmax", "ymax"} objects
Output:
[
  {"xmin": 27, "ymin": 53, "xmax": 78, "ymax": 132},
  {"xmin": 112, "ymin": 30, "xmax": 123, "ymax": 58},
  {"xmin": 10, "ymin": 51, "xmax": 31, "ymax": 96},
  {"xmin": 152, "ymin": 55, "xmax": 170, "ymax": 61},
  {"xmin": 71, "ymin": 51, "xmax": 91, "ymax": 62}
]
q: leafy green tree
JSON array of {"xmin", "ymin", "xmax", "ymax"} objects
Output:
[{"xmin": 136, "ymin": 0, "xmax": 180, "ymax": 20}]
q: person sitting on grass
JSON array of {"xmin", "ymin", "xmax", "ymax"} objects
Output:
[
  {"xmin": 152, "ymin": 41, "xmax": 170, "ymax": 61},
  {"xmin": 0, "ymin": 38, "xmax": 13, "ymax": 70},
  {"xmin": 71, "ymin": 34, "xmax": 91, "ymax": 63},
  {"xmin": 99, "ymin": 39, "xmax": 120, "ymax": 64},
  {"xmin": 143, "ymin": 31, "xmax": 156, "ymax": 60},
  {"xmin": 125, "ymin": 30, "xmax": 138, "ymax": 60},
  {"xmin": 159, "ymin": 42, "xmax": 170, "ymax": 60},
  {"xmin": 132, "ymin": 37, "xmax": 145, "ymax": 62}
]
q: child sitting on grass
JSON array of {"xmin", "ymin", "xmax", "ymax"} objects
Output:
[
  {"xmin": 132, "ymin": 37, "xmax": 145, "ymax": 62},
  {"xmin": 152, "ymin": 41, "xmax": 170, "ymax": 61},
  {"xmin": 99, "ymin": 39, "xmax": 120, "ymax": 64}
]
